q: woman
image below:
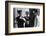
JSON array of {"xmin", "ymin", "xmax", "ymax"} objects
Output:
[{"xmin": 34, "ymin": 9, "xmax": 40, "ymax": 27}]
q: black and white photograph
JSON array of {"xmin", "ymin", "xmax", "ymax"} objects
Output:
[
  {"xmin": 13, "ymin": 8, "xmax": 40, "ymax": 28},
  {"xmin": 5, "ymin": 1, "xmax": 45, "ymax": 35}
]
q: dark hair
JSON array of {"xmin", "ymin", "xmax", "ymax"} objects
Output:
[
  {"xmin": 17, "ymin": 10, "xmax": 22, "ymax": 14},
  {"xmin": 33, "ymin": 9, "xmax": 37, "ymax": 13}
]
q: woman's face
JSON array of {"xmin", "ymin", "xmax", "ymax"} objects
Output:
[{"xmin": 37, "ymin": 12, "xmax": 40, "ymax": 16}]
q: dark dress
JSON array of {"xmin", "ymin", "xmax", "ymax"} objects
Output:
[{"xmin": 16, "ymin": 16, "xmax": 25, "ymax": 28}]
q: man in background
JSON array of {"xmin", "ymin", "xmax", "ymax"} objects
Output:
[
  {"xmin": 24, "ymin": 11, "xmax": 30, "ymax": 27},
  {"xmin": 29, "ymin": 9, "xmax": 37, "ymax": 27}
]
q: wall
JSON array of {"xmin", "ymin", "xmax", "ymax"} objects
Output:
[{"xmin": 0, "ymin": 0, "xmax": 46, "ymax": 36}]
